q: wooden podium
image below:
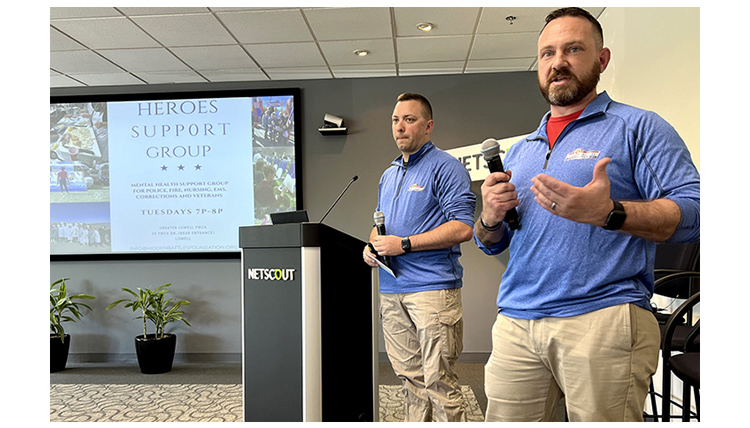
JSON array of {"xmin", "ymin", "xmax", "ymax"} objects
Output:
[{"xmin": 239, "ymin": 223, "xmax": 377, "ymax": 422}]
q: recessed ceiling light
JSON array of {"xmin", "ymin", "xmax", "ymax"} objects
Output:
[
  {"xmin": 416, "ymin": 22, "xmax": 434, "ymax": 32},
  {"xmin": 353, "ymin": 49, "xmax": 369, "ymax": 57}
]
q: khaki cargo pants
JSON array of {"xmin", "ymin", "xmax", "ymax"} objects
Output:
[{"xmin": 380, "ymin": 288, "xmax": 466, "ymax": 422}]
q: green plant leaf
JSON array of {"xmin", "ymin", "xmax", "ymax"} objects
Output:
[
  {"xmin": 50, "ymin": 278, "xmax": 95, "ymax": 337},
  {"xmin": 106, "ymin": 282, "xmax": 189, "ymax": 337}
]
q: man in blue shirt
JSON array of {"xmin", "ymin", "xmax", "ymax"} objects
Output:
[
  {"xmin": 474, "ymin": 8, "xmax": 699, "ymax": 422},
  {"xmin": 363, "ymin": 93, "xmax": 476, "ymax": 422}
]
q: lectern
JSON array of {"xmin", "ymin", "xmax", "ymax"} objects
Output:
[{"xmin": 239, "ymin": 223, "xmax": 377, "ymax": 422}]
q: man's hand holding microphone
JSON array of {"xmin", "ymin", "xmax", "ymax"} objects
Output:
[
  {"xmin": 478, "ymin": 138, "xmax": 520, "ymax": 236},
  {"xmin": 363, "ymin": 211, "xmax": 405, "ymax": 267}
]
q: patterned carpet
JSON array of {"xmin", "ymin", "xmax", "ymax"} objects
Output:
[
  {"xmin": 49, "ymin": 384, "xmax": 242, "ymax": 422},
  {"xmin": 50, "ymin": 383, "xmax": 484, "ymax": 422},
  {"xmin": 379, "ymin": 385, "xmax": 484, "ymax": 422}
]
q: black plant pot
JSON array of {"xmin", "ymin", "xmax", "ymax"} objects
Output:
[
  {"xmin": 51, "ymin": 334, "xmax": 70, "ymax": 372},
  {"xmin": 135, "ymin": 333, "xmax": 177, "ymax": 374}
]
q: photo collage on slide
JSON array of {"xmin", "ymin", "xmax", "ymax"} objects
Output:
[
  {"xmin": 251, "ymin": 95, "xmax": 296, "ymax": 225},
  {"xmin": 50, "ymin": 103, "xmax": 111, "ymax": 255}
]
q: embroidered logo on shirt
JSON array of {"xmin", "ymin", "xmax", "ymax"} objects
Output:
[
  {"xmin": 565, "ymin": 148, "xmax": 600, "ymax": 161},
  {"xmin": 408, "ymin": 184, "xmax": 425, "ymax": 192}
]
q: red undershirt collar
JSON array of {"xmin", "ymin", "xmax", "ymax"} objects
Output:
[{"xmin": 546, "ymin": 109, "xmax": 584, "ymax": 148}]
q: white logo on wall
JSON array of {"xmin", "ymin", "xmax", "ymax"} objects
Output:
[
  {"xmin": 445, "ymin": 134, "xmax": 528, "ymax": 182},
  {"xmin": 247, "ymin": 268, "xmax": 296, "ymax": 281}
]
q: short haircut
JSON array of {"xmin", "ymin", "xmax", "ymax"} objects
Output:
[
  {"xmin": 543, "ymin": 7, "xmax": 604, "ymax": 50},
  {"xmin": 396, "ymin": 93, "xmax": 433, "ymax": 120}
]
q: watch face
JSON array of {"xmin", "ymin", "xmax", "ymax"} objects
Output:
[
  {"xmin": 604, "ymin": 201, "xmax": 626, "ymax": 230},
  {"xmin": 401, "ymin": 237, "xmax": 411, "ymax": 251}
]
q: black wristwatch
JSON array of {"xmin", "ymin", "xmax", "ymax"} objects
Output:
[
  {"xmin": 401, "ymin": 236, "xmax": 412, "ymax": 253},
  {"xmin": 603, "ymin": 200, "xmax": 626, "ymax": 230}
]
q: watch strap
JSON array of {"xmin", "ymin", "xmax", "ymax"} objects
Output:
[
  {"xmin": 603, "ymin": 200, "xmax": 626, "ymax": 230},
  {"xmin": 401, "ymin": 236, "xmax": 411, "ymax": 253},
  {"xmin": 480, "ymin": 217, "xmax": 502, "ymax": 232}
]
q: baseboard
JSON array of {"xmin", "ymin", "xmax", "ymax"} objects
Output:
[
  {"xmin": 378, "ymin": 352, "xmax": 489, "ymax": 364},
  {"xmin": 68, "ymin": 353, "xmax": 242, "ymax": 364}
]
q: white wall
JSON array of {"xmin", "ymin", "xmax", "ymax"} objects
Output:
[
  {"xmin": 598, "ymin": 8, "xmax": 701, "ymax": 417},
  {"xmin": 598, "ymin": 7, "xmax": 700, "ymax": 171}
]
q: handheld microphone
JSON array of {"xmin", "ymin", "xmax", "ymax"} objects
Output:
[
  {"xmin": 373, "ymin": 211, "xmax": 391, "ymax": 268},
  {"xmin": 481, "ymin": 138, "xmax": 520, "ymax": 230},
  {"xmin": 319, "ymin": 175, "xmax": 358, "ymax": 224}
]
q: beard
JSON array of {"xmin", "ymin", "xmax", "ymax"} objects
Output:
[{"xmin": 539, "ymin": 60, "xmax": 601, "ymax": 107}]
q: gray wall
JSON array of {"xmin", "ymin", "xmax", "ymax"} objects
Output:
[{"xmin": 50, "ymin": 71, "xmax": 549, "ymax": 362}]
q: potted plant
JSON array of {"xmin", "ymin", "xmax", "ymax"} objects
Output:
[
  {"xmin": 106, "ymin": 283, "xmax": 190, "ymax": 374},
  {"xmin": 50, "ymin": 278, "xmax": 95, "ymax": 372}
]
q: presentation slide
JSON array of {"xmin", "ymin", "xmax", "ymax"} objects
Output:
[{"xmin": 50, "ymin": 91, "xmax": 299, "ymax": 258}]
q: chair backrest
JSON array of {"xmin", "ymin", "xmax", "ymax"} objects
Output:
[
  {"xmin": 654, "ymin": 242, "xmax": 700, "ymax": 298},
  {"xmin": 662, "ymin": 290, "xmax": 700, "ymax": 354}
]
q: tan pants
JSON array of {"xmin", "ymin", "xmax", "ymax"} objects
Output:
[
  {"xmin": 380, "ymin": 289, "xmax": 466, "ymax": 422},
  {"xmin": 484, "ymin": 303, "xmax": 660, "ymax": 422}
]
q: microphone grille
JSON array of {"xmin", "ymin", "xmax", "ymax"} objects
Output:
[
  {"xmin": 373, "ymin": 211, "xmax": 385, "ymax": 224},
  {"xmin": 481, "ymin": 138, "xmax": 501, "ymax": 160}
]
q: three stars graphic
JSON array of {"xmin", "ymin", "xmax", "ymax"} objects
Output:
[{"xmin": 160, "ymin": 164, "xmax": 202, "ymax": 171}]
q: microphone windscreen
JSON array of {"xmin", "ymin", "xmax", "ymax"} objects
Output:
[
  {"xmin": 374, "ymin": 211, "xmax": 385, "ymax": 224},
  {"xmin": 481, "ymin": 138, "xmax": 501, "ymax": 160},
  {"xmin": 352, "ymin": 175, "xmax": 359, "ymax": 181}
]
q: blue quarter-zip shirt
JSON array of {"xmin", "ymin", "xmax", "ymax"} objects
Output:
[
  {"xmin": 377, "ymin": 141, "xmax": 476, "ymax": 294},
  {"xmin": 475, "ymin": 92, "xmax": 700, "ymax": 319}
]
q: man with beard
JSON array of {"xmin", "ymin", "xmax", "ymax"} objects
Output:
[{"xmin": 474, "ymin": 7, "xmax": 700, "ymax": 422}]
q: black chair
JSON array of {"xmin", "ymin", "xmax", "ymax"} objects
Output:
[
  {"xmin": 661, "ymin": 290, "xmax": 700, "ymax": 422},
  {"xmin": 643, "ymin": 242, "xmax": 699, "ymax": 422},
  {"xmin": 651, "ymin": 242, "xmax": 700, "ymax": 322}
]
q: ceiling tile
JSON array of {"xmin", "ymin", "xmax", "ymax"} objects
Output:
[
  {"xmin": 131, "ymin": 14, "xmax": 236, "ymax": 47},
  {"xmin": 97, "ymin": 48, "xmax": 190, "ymax": 73},
  {"xmin": 51, "ymin": 73, "xmax": 85, "ymax": 88},
  {"xmin": 118, "ymin": 7, "xmax": 210, "ymax": 16},
  {"xmin": 264, "ymin": 66, "xmax": 332, "ymax": 81},
  {"xmin": 134, "ymin": 70, "xmax": 207, "ymax": 84},
  {"xmin": 397, "ymin": 36, "xmax": 472, "ymax": 63},
  {"xmin": 331, "ymin": 63, "xmax": 396, "ymax": 79},
  {"xmin": 477, "ymin": 7, "xmax": 554, "ymax": 34},
  {"xmin": 209, "ymin": 7, "xmax": 288, "ymax": 12},
  {"xmin": 466, "ymin": 58, "xmax": 537, "ymax": 73},
  {"xmin": 476, "ymin": 7, "xmax": 605, "ymax": 34},
  {"xmin": 67, "ymin": 73, "xmax": 145, "ymax": 86},
  {"xmin": 50, "ymin": 27, "xmax": 86, "ymax": 51},
  {"xmin": 50, "ymin": 50, "xmax": 124, "ymax": 74},
  {"xmin": 50, "ymin": 8, "xmax": 120, "ymax": 20},
  {"xmin": 399, "ymin": 61, "xmax": 466, "ymax": 76},
  {"xmin": 48, "ymin": 6, "xmax": 618, "ymax": 87},
  {"xmin": 587, "ymin": 8, "xmax": 606, "ymax": 19},
  {"xmin": 200, "ymin": 69, "xmax": 269, "ymax": 82},
  {"xmin": 171, "ymin": 45, "xmax": 259, "ymax": 71},
  {"xmin": 51, "ymin": 17, "xmax": 160, "ymax": 50},
  {"xmin": 244, "ymin": 42, "xmax": 325, "ymax": 68},
  {"xmin": 304, "ymin": 7, "xmax": 392, "ymax": 41},
  {"xmin": 217, "ymin": 9, "xmax": 313, "ymax": 44},
  {"xmin": 319, "ymin": 39, "xmax": 395, "ymax": 66},
  {"xmin": 470, "ymin": 33, "xmax": 539, "ymax": 60},
  {"xmin": 393, "ymin": 7, "xmax": 480, "ymax": 37}
]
